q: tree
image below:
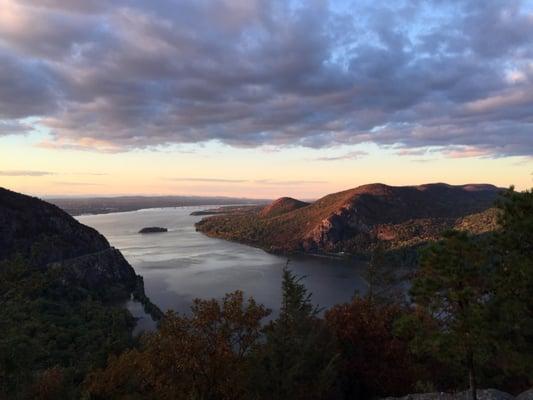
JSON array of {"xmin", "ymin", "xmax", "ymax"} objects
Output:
[
  {"xmin": 488, "ymin": 188, "xmax": 533, "ymax": 388},
  {"xmin": 325, "ymin": 297, "xmax": 416, "ymax": 398},
  {"xmin": 409, "ymin": 231, "xmax": 490, "ymax": 400},
  {"xmin": 0, "ymin": 259, "xmax": 135, "ymax": 399},
  {"xmin": 30, "ymin": 367, "xmax": 66, "ymax": 400},
  {"xmin": 86, "ymin": 291, "xmax": 270, "ymax": 400},
  {"xmin": 249, "ymin": 266, "xmax": 338, "ymax": 400},
  {"xmin": 363, "ymin": 244, "xmax": 403, "ymax": 304}
]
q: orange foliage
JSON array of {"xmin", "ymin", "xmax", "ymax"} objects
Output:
[
  {"xmin": 325, "ymin": 298, "xmax": 417, "ymax": 398},
  {"xmin": 86, "ymin": 291, "xmax": 270, "ymax": 400},
  {"xmin": 31, "ymin": 367, "xmax": 65, "ymax": 400}
]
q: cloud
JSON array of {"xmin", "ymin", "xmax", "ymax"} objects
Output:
[
  {"xmin": 0, "ymin": 120, "xmax": 33, "ymax": 136},
  {"xmin": 0, "ymin": 170, "xmax": 54, "ymax": 176},
  {"xmin": 254, "ymin": 179, "xmax": 327, "ymax": 185},
  {"xmin": 52, "ymin": 181, "xmax": 104, "ymax": 186},
  {"xmin": 313, "ymin": 150, "xmax": 368, "ymax": 161},
  {"xmin": 168, "ymin": 177, "xmax": 326, "ymax": 185},
  {"xmin": 0, "ymin": 0, "xmax": 531, "ymax": 157},
  {"xmin": 168, "ymin": 177, "xmax": 248, "ymax": 183},
  {"xmin": 440, "ymin": 146, "xmax": 493, "ymax": 159},
  {"xmin": 36, "ymin": 138, "xmax": 122, "ymax": 153},
  {"xmin": 0, "ymin": 170, "xmax": 108, "ymax": 177},
  {"xmin": 395, "ymin": 148, "xmax": 430, "ymax": 157}
]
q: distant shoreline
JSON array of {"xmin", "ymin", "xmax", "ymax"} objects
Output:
[
  {"xmin": 48, "ymin": 196, "xmax": 269, "ymax": 217},
  {"xmin": 73, "ymin": 205, "xmax": 222, "ymax": 217}
]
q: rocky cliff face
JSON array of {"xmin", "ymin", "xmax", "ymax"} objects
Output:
[
  {"xmin": 0, "ymin": 187, "xmax": 138, "ymax": 295},
  {"xmin": 48, "ymin": 248, "xmax": 138, "ymax": 293}
]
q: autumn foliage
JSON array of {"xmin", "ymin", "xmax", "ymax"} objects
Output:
[
  {"xmin": 325, "ymin": 298, "xmax": 417, "ymax": 398},
  {"xmin": 87, "ymin": 291, "xmax": 270, "ymax": 399}
]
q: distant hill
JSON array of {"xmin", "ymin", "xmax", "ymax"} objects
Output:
[
  {"xmin": 259, "ymin": 197, "xmax": 310, "ymax": 218},
  {"xmin": 195, "ymin": 183, "xmax": 502, "ymax": 255},
  {"xmin": 49, "ymin": 195, "xmax": 270, "ymax": 216},
  {"xmin": 0, "ymin": 187, "xmax": 150, "ymax": 299}
]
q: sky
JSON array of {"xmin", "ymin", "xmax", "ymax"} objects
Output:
[{"xmin": 0, "ymin": 0, "xmax": 532, "ymax": 199}]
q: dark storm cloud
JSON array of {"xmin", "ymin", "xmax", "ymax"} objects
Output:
[
  {"xmin": 0, "ymin": 0, "xmax": 532, "ymax": 156},
  {"xmin": 0, "ymin": 51, "xmax": 59, "ymax": 119}
]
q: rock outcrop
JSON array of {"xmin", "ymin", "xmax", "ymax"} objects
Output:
[
  {"xmin": 384, "ymin": 388, "xmax": 527, "ymax": 400},
  {"xmin": 516, "ymin": 389, "xmax": 533, "ymax": 400}
]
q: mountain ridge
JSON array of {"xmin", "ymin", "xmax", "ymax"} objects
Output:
[
  {"xmin": 0, "ymin": 186, "xmax": 156, "ymax": 305},
  {"xmin": 195, "ymin": 183, "xmax": 502, "ymax": 255}
]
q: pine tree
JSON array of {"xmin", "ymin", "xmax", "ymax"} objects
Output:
[
  {"xmin": 364, "ymin": 245, "xmax": 402, "ymax": 304},
  {"xmin": 410, "ymin": 231, "xmax": 490, "ymax": 400},
  {"xmin": 249, "ymin": 263, "xmax": 338, "ymax": 400},
  {"xmin": 489, "ymin": 188, "xmax": 533, "ymax": 384}
]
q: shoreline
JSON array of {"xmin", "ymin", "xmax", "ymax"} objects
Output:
[{"xmin": 195, "ymin": 227, "xmax": 369, "ymax": 262}]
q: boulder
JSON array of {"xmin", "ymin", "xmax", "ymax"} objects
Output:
[
  {"xmin": 517, "ymin": 389, "xmax": 533, "ymax": 400},
  {"xmin": 383, "ymin": 389, "xmax": 515, "ymax": 400}
]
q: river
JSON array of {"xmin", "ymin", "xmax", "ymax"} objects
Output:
[{"xmin": 78, "ymin": 207, "xmax": 369, "ymax": 333}]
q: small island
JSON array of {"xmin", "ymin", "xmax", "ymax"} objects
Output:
[{"xmin": 138, "ymin": 227, "xmax": 168, "ymax": 234}]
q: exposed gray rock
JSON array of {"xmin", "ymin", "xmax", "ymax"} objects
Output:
[
  {"xmin": 384, "ymin": 389, "xmax": 515, "ymax": 400},
  {"xmin": 516, "ymin": 389, "xmax": 533, "ymax": 400},
  {"xmin": 463, "ymin": 389, "xmax": 515, "ymax": 400},
  {"xmin": 383, "ymin": 393, "xmax": 455, "ymax": 400}
]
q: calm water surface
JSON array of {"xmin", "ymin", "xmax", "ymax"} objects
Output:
[{"xmin": 78, "ymin": 207, "xmax": 368, "ymax": 332}]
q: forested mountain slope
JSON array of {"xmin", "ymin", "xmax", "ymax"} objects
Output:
[{"xmin": 196, "ymin": 183, "xmax": 501, "ymax": 254}]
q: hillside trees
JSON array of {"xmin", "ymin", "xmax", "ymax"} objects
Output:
[
  {"xmin": 406, "ymin": 188, "xmax": 533, "ymax": 397},
  {"xmin": 325, "ymin": 298, "xmax": 417, "ymax": 398},
  {"xmin": 86, "ymin": 291, "xmax": 270, "ymax": 400},
  {"xmin": 87, "ymin": 268, "xmax": 341, "ymax": 400},
  {"xmin": 0, "ymin": 259, "xmax": 135, "ymax": 400}
]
